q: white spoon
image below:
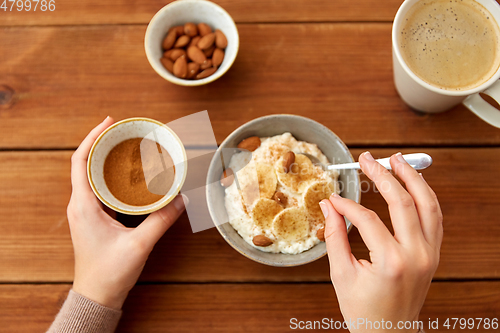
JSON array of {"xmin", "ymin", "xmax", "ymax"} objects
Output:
[{"xmin": 300, "ymin": 153, "xmax": 433, "ymax": 171}]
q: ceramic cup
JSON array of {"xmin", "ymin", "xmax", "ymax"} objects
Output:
[
  {"xmin": 144, "ymin": 0, "xmax": 239, "ymax": 86},
  {"xmin": 87, "ymin": 118, "xmax": 188, "ymax": 215},
  {"xmin": 206, "ymin": 114, "xmax": 361, "ymax": 267},
  {"xmin": 393, "ymin": 0, "xmax": 500, "ymax": 128}
]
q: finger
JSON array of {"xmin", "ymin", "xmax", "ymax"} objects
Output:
[
  {"xmin": 70, "ymin": 117, "xmax": 115, "ymax": 196},
  {"xmin": 329, "ymin": 194, "xmax": 396, "ymax": 253},
  {"xmin": 134, "ymin": 194, "xmax": 188, "ymax": 248},
  {"xmin": 391, "ymin": 153, "xmax": 443, "ymax": 247},
  {"xmin": 419, "ymin": 173, "xmax": 444, "ymax": 250},
  {"xmin": 320, "ymin": 199, "xmax": 357, "ymax": 280},
  {"xmin": 359, "ymin": 151, "xmax": 423, "ymax": 245}
]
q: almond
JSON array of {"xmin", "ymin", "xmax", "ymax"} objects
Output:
[
  {"xmin": 174, "ymin": 35, "xmax": 191, "ymax": 48},
  {"xmin": 169, "ymin": 48, "xmax": 186, "ymax": 61},
  {"xmin": 215, "ymin": 29, "xmax": 228, "ymax": 49},
  {"xmin": 317, "ymin": 228, "xmax": 325, "ymax": 242},
  {"xmin": 187, "ymin": 62, "xmax": 200, "ymax": 79},
  {"xmin": 203, "ymin": 45, "xmax": 216, "ymax": 57},
  {"xmin": 253, "ymin": 235, "xmax": 273, "ymax": 247},
  {"xmin": 160, "ymin": 57, "xmax": 174, "ymax": 73},
  {"xmin": 200, "ymin": 59, "xmax": 213, "ymax": 70},
  {"xmin": 273, "ymin": 191, "xmax": 288, "ymax": 206},
  {"xmin": 282, "ymin": 151, "xmax": 295, "ymax": 173},
  {"xmin": 212, "ymin": 48, "xmax": 224, "ymax": 67},
  {"xmin": 176, "ymin": 26, "xmax": 185, "ymax": 35},
  {"xmin": 187, "ymin": 46, "xmax": 207, "ymax": 64},
  {"xmin": 169, "ymin": 25, "xmax": 185, "ymax": 36},
  {"xmin": 237, "ymin": 136, "xmax": 261, "ymax": 152},
  {"xmin": 220, "ymin": 168, "xmax": 234, "ymax": 187},
  {"xmin": 184, "ymin": 22, "xmax": 198, "ymax": 37},
  {"xmin": 173, "ymin": 56, "xmax": 187, "ymax": 78},
  {"xmin": 162, "ymin": 29, "xmax": 177, "ymax": 50},
  {"xmin": 196, "ymin": 67, "xmax": 217, "ymax": 79},
  {"xmin": 163, "ymin": 49, "xmax": 174, "ymax": 58},
  {"xmin": 189, "ymin": 36, "xmax": 201, "ymax": 47},
  {"xmin": 198, "ymin": 23, "xmax": 212, "ymax": 36},
  {"xmin": 198, "ymin": 32, "xmax": 215, "ymax": 50}
]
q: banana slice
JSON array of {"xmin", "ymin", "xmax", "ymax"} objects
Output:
[
  {"xmin": 303, "ymin": 181, "xmax": 337, "ymax": 222},
  {"xmin": 237, "ymin": 162, "xmax": 277, "ymax": 206},
  {"xmin": 252, "ymin": 198, "xmax": 283, "ymax": 230},
  {"xmin": 272, "ymin": 207, "xmax": 309, "ymax": 241},
  {"xmin": 275, "ymin": 153, "xmax": 315, "ymax": 193}
]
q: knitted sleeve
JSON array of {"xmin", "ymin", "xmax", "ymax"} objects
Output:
[{"xmin": 46, "ymin": 289, "xmax": 122, "ymax": 333}]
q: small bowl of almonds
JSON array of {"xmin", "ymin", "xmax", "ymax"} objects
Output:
[{"xmin": 145, "ymin": 0, "xmax": 239, "ymax": 86}]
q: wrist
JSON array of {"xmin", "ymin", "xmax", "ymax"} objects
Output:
[{"xmin": 72, "ymin": 281, "xmax": 127, "ymax": 310}]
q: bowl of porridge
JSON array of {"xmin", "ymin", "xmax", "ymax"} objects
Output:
[{"xmin": 206, "ymin": 114, "xmax": 361, "ymax": 267}]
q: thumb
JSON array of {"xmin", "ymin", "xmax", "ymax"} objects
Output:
[
  {"xmin": 320, "ymin": 197, "xmax": 356, "ymax": 282},
  {"xmin": 134, "ymin": 194, "xmax": 188, "ymax": 248}
]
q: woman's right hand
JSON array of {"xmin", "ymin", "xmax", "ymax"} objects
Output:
[{"xmin": 320, "ymin": 151, "xmax": 443, "ymax": 333}]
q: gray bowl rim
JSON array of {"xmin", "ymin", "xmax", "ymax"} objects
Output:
[{"xmin": 206, "ymin": 114, "xmax": 361, "ymax": 267}]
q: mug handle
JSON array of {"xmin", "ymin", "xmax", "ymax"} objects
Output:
[{"xmin": 463, "ymin": 81, "xmax": 500, "ymax": 129}]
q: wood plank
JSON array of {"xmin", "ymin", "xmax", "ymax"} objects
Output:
[
  {"xmin": 0, "ymin": 0, "xmax": 404, "ymax": 26},
  {"xmin": 0, "ymin": 148, "xmax": 499, "ymax": 282},
  {"xmin": 1, "ymin": 282, "xmax": 499, "ymax": 332},
  {"xmin": 2, "ymin": 24, "xmax": 500, "ymax": 148}
]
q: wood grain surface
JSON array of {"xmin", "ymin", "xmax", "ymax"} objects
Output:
[
  {"xmin": 1, "ymin": 282, "xmax": 499, "ymax": 332},
  {"xmin": 2, "ymin": 24, "xmax": 500, "ymax": 149},
  {"xmin": 0, "ymin": 0, "xmax": 404, "ymax": 26},
  {"xmin": 0, "ymin": 148, "xmax": 498, "ymax": 282},
  {"xmin": 2, "ymin": 1, "xmax": 500, "ymax": 330}
]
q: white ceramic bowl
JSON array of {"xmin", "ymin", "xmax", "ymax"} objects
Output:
[
  {"xmin": 206, "ymin": 115, "xmax": 361, "ymax": 267},
  {"xmin": 87, "ymin": 118, "xmax": 188, "ymax": 215},
  {"xmin": 145, "ymin": 0, "xmax": 239, "ymax": 86}
]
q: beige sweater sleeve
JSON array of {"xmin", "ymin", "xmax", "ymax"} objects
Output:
[{"xmin": 47, "ymin": 290, "xmax": 122, "ymax": 333}]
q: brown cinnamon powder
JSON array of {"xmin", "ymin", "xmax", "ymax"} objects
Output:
[{"xmin": 103, "ymin": 138, "xmax": 175, "ymax": 206}]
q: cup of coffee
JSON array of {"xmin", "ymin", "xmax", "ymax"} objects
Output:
[
  {"xmin": 393, "ymin": 0, "xmax": 500, "ymax": 128},
  {"xmin": 87, "ymin": 118, "xmax": 188, "ymax": 215}
]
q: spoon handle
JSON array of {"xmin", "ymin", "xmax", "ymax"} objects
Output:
[{"xmin": 327, "ymin": 153, "xmax": 433, "ymax": 171}]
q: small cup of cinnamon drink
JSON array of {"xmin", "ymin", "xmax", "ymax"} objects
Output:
[{"xmin": 87, "ymin": 118, "xmax": 187, "ymax": 215}]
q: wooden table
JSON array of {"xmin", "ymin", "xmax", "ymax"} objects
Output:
[{"xmin": 1, "ymin": 1, "xmax": 500, "ymax": 332}]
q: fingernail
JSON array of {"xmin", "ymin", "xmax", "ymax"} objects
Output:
[
  {"xmin": 103, "ymin": 116, "xmax": 110, "ymax": 122},
  {"xmin": 363, "ymin": 151, "xmax": 375, "ymax": 161},
  {"xmin": 173, "ymin": 194, "xmax": 187, "ymax": 211},
  {"xmin": 330, "ymin": 193, "xmax": 341, "ymax": 199},
  {"xmin": 182, "ymin": 194, "xmax": 190, "ymax": 206},
  {"xmin": 319, "ymin": 201, "xmax": 329, "ymax": 218},
  {"xmin": 396, "ymin": 152, "xmax": 406, "ymax": 164}
]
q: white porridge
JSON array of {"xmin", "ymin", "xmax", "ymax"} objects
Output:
[{"xmin": 222, "ymin": 132, "xmax": 339, "ymax": 254}]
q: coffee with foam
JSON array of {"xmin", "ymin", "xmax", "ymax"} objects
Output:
[{"xmin": 399, "ymin": 0, "xmax": 500, "ymax": 91}]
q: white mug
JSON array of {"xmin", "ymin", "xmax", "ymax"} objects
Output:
[{"xmin": 392, "ymin": 0, "xmax": 500, "ymax": 128}]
